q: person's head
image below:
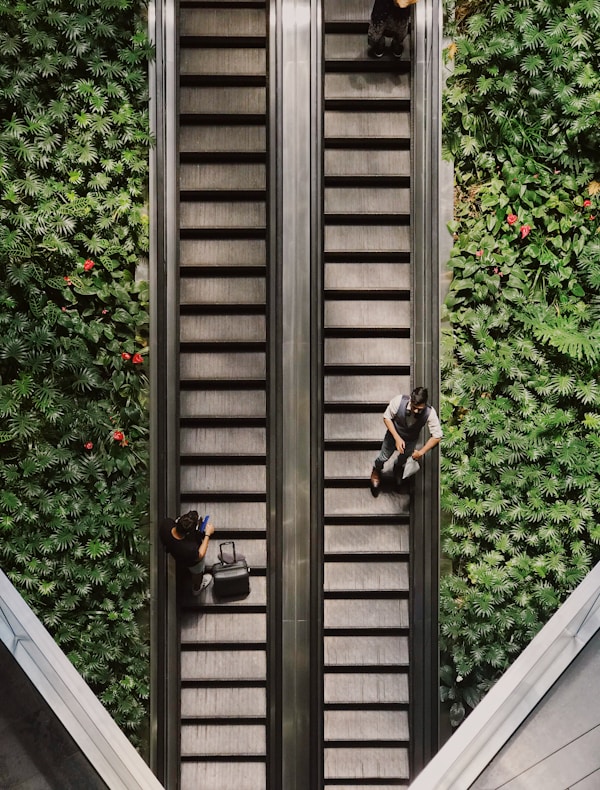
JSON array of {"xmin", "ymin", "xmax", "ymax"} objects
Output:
[
  {"xmin": 410, "ymin": 387, "xmax": 428, "ymax": 413},
  {"xmin": 176, "ymin": 510, "xmax": 199, "ymax": 536}
]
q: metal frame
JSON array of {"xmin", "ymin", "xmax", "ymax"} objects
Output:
[
  {"xmin": 269, "ymin": 0, "xmax": 323, "ymax": 786},
  {"xmin": 148, "ymin": 0, "xmax": 180, "ymax": 785},
  {"xmin": 409, "ymin": 561, "xmax": 600, "ymax": 789},
  {"xmin": 267, "ymin": 1, "xmax": 283, "ymax": 785},
  {"xmin": 0, "ymin": 571, "xmax": 165, "ymax": 790},
  {"xmin": 410, "ymin": 0, "xmax": 443, "ymax": 775},
  {"xmin": 310, "ymin": 2, "xmax": 325, "ymax": 788}
]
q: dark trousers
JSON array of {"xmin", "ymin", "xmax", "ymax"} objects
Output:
[{"xmin": 368, "ymin": 0, "xmax": 410, "ymax": 49}]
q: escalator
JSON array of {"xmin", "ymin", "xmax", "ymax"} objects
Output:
[
  {"xmin": 177, "ymin": 1, "xmax": 269, "ymax": 786},
  {"xmin": 322, "ymin": 0, "xmax": 413, "ymax": 785},
  {"xmin": 159, "ymin": 0, "xmax": 439, "ymax": 787}
]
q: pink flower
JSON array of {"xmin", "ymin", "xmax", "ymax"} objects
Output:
[
  {"xmin": 121, "ymin": 352, "xmax": 131, "ymax": 360},
  {"xmin": 507, "ymin": 214, "xmax": 518, "ymax": 225},
  {"xmin": 84, "ymin": 259, "xmax": 95, "ymax": 271},
  {"xmin": 554, "ymin": 169, "xmax": 560, "ymax": 174},
  {"xmin": 475, "ymin": 250, "xmax": 483, "ymax": 258},
  {"xmin": 132, "ymin": 352, "xmax": 143, "ymax": 365},
  {"xmin": 590, "ymin": 215, "xmax": 596, "ymax": 221},
  {"xmin": 520, "ymin": 224, "xmax": 531, "ymax": 239},
  {"xmin": 84, "ymin": 441, "xmax": 93, "ymax": 450},
  {"xmin": 63, "ymin": 276, "xmax": 72, "ymax": 285},
  {"xmin": 583, "ymin": 199, "xmax": 592, "ymax": 208},
  {"xmin": 101, "ymin": 309, "xmax": 108, "ymax": 315},
  {"xmin": 61, "ymin": 306, "xmax": 67, "ymax": 312},
  {"xmin": 493, "ymin": 267, "xmax": 499, "ymax": 274}
]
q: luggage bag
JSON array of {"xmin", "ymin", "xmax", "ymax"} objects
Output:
[{"xmin": 211, "ymin": 541, "xmax": 251, "ymax": 598}]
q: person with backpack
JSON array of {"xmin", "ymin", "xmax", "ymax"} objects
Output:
[
  {"xmin": 370, "ymin": 386, "xmax": 442, "ymax": 495},
  {"xmin": 159, "ymin": 510, "xmax": 215, "ymax": 594}
]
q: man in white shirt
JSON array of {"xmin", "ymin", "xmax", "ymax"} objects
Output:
[{"xmin": 370, "ymin": 386, "xmax": 442, "ymax": 495}]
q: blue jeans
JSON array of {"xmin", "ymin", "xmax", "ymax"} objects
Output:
[{"xmin": 374, "ymin": 431, "xmax": 416, "ymax": 471}]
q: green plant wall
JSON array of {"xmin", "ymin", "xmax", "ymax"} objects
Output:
[
  {"xmin": 0, "ymin": 0, "xmax": 153, "ymax": 744},
  {"xmin": 440, "ymin": 0, "xmax": 600, "ymax": 726}
]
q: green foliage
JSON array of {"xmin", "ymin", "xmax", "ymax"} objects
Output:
[
  {"xmin": 0, "ymin": 0, "xmax": 152, "ymax": 745},
  {"xmin": 443, "ymin": 0, "xmax": 600, "ymax": 171},
  {"xmin": 441, "ymin": 0, "xmax": 600, "ymax": 727}
]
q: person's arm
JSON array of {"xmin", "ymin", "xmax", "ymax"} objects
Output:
[
  {"xmin": 412, "ymin": 436, "xmax": 440, "ymax": 460},
  {"xmin": 412, "ymin": 408, "xmax": 442, "ymax": 460},
  {"xmin": 197, "ymin": 522, "xmax": 215, "ymax": 561},
  {"xmin": 383, "ymin": 416, "xmax": 405, "ymax": 453}
]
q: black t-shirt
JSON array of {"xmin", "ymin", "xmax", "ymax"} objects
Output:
[{"xmin": 159, "ymin": 518, "xmax": 202, "ymax": 567}]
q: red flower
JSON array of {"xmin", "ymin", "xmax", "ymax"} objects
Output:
[
  {"xmin": 84, "ymin": 441, "xmax": 93, "ymax": 450},
  {"xmin": 121, "ymin": 352, "xmax": 131, "ymax": 360},
  {"xmin": 507, "ymin": 214, "xmax": 518, "ymax": 225},
  {"xmin": 113, "ymin": 430, "xmax": 124, "ymax": 442},
  {"xmin": 132, "ymin": 352, "xmax": 143, "ymax": 364},
  {"xmin": 520, "ymin": 224, "xmax": 531, "ymax": 239},
  {"xmin": 475, "ymin": 249, "xmax": 483, "ymax": 258},
  {"xmin": 590, "ymin": 215, "xmax": 596, "ymax": 221},
  {"xmin": 84, "ymin": 259, "xmax": 95, "ymax": 271},
  {"xmin": 583, "ymin": 199, "xmax": 592, "ymax": 208},
  {"xmin": 63, "ymin": 276, "xmax": 72, "ymax": 285}
]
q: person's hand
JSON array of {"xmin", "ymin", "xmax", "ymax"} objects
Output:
[
  {"xmin": 412, "ymin": 449, "xmax": 423, "ymax": 460},
  {"xmin": 395, "ymin": 437, "xmax": 405, "ymax": 453},
  {"xmin": 205, "ymin": 523, "xmax": 215, "ymax": 537}
]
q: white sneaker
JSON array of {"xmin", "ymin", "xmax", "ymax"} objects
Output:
[{"xmin": 192, "ymin": 573, "xmax": 213, "ymax": 595}]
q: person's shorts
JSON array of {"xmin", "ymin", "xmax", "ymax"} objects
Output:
[{"xmin": 188, "ymin": 559, "xmax": 206, "ymax": 576}]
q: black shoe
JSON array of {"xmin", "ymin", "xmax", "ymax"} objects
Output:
[
  {"xmin": 392, "ymin": 41, "xmax": 404, "ymax": 59},
  {"xmin": 369, "ymin": 40, "xmax": 385, "ymax": 58}
]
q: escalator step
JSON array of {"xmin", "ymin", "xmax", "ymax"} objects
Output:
[
  {"xmin": 325, "ymin": 709, "xmax": 409, "ymax": 740},
  {"xmin": 324, "ymin": 562, "xmax": 409, "ymax": 593},
  {"xmin": 324, "ymin": 635, "xmax": 408, "ymax": 667},
  {"xmin": 182, "ymin": 686, "xmax": 266, "ymax": 717},
  {"xmin": 324, "ymin": 745, "xmax": 409, "ymax": 780},
  {"xmin": 325, "ymin": 672, "xmax": 409, "ymax": 704},
  {"xmin": 181, "ymin": 762, "xmax": 266, "ymax": 790},
  {"xmin": 324, "ymin": 599, "xmax": 409, "ymax": 629}
]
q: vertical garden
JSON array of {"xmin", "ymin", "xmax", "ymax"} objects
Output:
[
  {"xmin": 0, "ymin": 0, "xmax": 153, "ymax": 745},
  {"xmin": 440, "ymin": 0, "xmax": 600, "ymax": 725}
]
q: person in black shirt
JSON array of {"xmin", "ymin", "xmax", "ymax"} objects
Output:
[{"xmin": 159, "ymin": 510, "xmax": 215, "ymax": 594}]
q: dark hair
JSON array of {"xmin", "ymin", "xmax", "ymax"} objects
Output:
[
  {"xmin": 177, "ymin": 510, "xmax": 199, "ymax": 535},
  {"xmin": 410, "ymin": 386, "xmax": 428, "ymax": 406}
]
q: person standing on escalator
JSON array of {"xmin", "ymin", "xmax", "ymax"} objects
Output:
[
  {"xmin": 370, "ymin": 386, "xmax": 442, "ymax": 495},
  {"xmin": 367, "ymin": 0, "xmax": 418, "ymax": 59},
  {"xmin": 159, "ymin": 510, "xmax": 215, "ymax": 595}
]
